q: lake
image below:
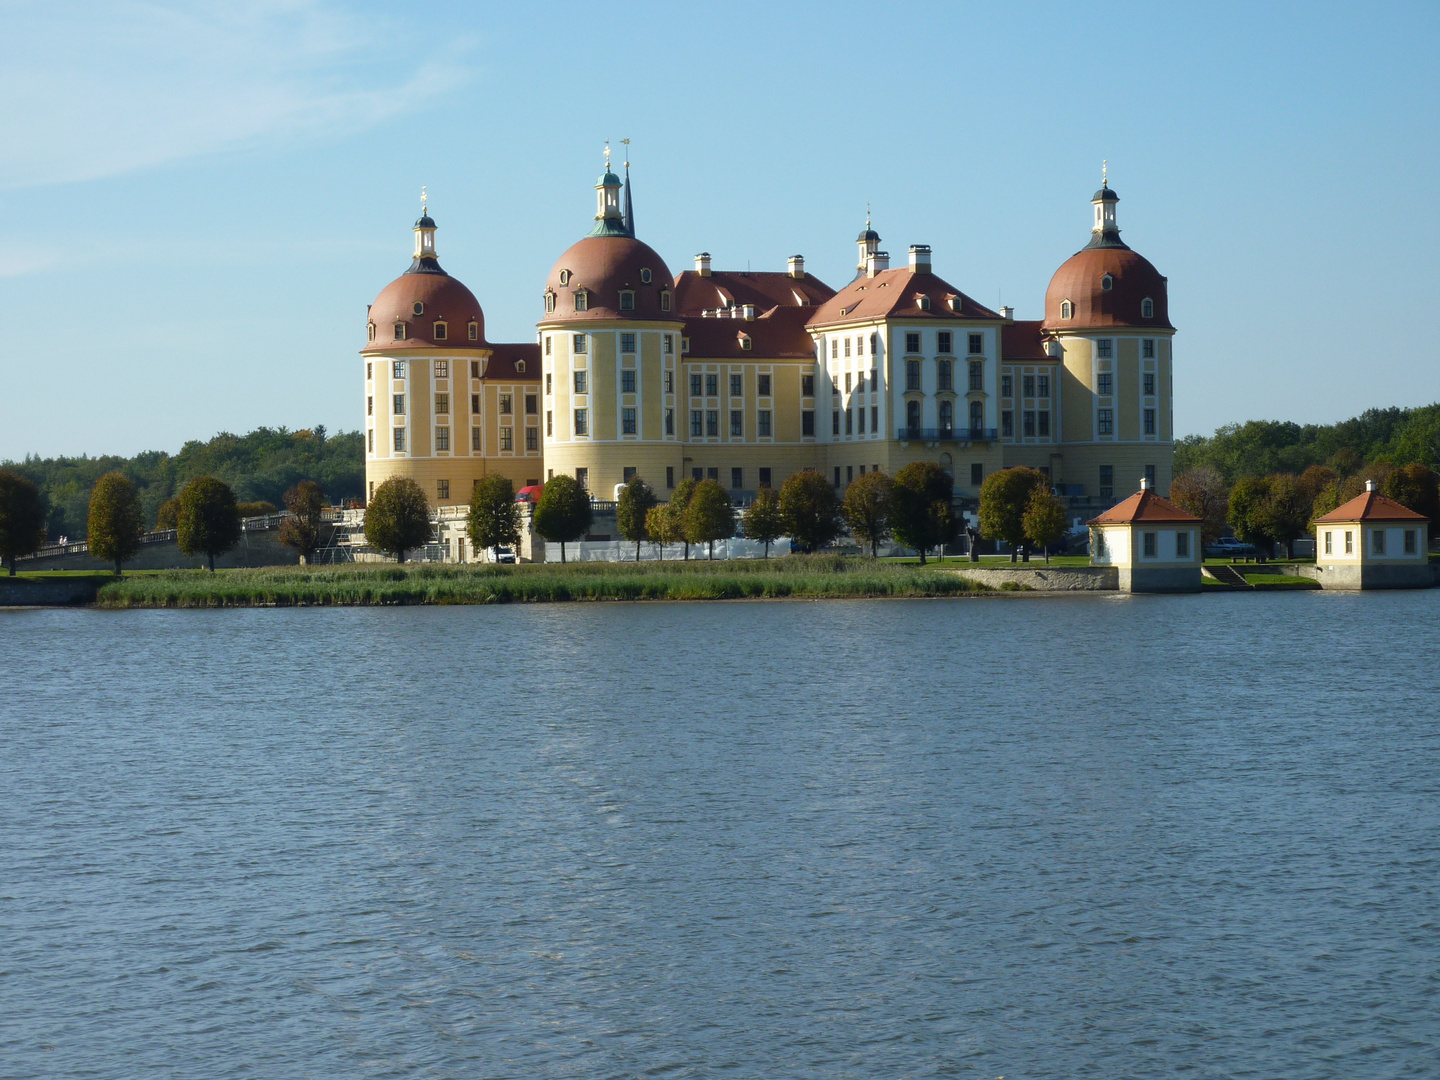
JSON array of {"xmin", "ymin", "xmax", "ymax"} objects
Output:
[{"xmin": 2, "ymin": 592, "xmax": 1437, "ymax": 1078}]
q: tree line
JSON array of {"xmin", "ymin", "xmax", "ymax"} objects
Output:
[{"xmin": 1, "ymin": 426, "xmax": 363, "ymax": 541}]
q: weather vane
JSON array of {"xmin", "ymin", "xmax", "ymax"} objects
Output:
[
  {"xmin": 604, "ymin": 140, "xmax": 611, "ymax": 170},
  {"xmin": 1102, "ymin": 159, "xmax": 1108, "ymax": 187},
  {"xmin": 421, "ymin": 185, "xmax": 428, "ymax": 212},
  {"xmin": 621, "ymin": 137, "xmax": 630, "ymax": 168}
]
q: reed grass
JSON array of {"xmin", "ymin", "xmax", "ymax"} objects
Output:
[{"xmin": 94, "ymin": 554, "xmax": 992, "ymax": 608}]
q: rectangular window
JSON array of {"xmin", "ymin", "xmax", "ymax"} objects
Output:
[
  {"xmin": 472, "ymin": 426, "xmax": 481, "ymax": 451},
  {"xmin": 906, "ymin": 332, "xmax": 921, "ymax": 354},
  {"xmin": 366, "ymin": 362, "xmax": 372, "ymax": 381},
  {"xmin": 1098, "ymin": 372, "xmax": 1113, "ymax": 396},
  {"xmin": 730, "ymin": 374, "xmax": 742, "ymax": 397},
  {"xmin": 621, "ymin": 332, "xmax": 636, "ymax": 353},
  {"xmin": 1144, "ymin": 372, "xmax": 1156, "ymax": 395},
  {"xmin": 845, "ymin": 409, "xmax": 853, "ymax": 435},
  {"xmin": 1100, "ymin": 465, "xmax": 1114, "ymax": 498},
  {"xmin": 1325, "ymin": 530, "xmax": 1333, "ymax": 555},
  {"xmin": 1176, "ymin": 531, "xmax": 1190, "ymax": 558},
  {"xmin": 664, "ymin": 334, "xmax": 674, "ymax": 354},
  {"xmin": 499, "ymin": 394, "xmax": 512, "ymax": 415},
  {"xmin": 435, "ymin": 393, "xmax": 449, "ymax": 415},
  {"xmin": 471, "ymin": 361, "xmax": 480, "ymax": 379},
  {"xmin": 1002, "ymin": 410, "xmax": 1013, "ymax": 438},
  {"xmin": 832, "ymin": 410, "xmax": 841, "ymax": 435},
  {"xmin": 623, "ymin": 467, "xmax": 636, "ymax": 484},
  {"xmin": 1373, "ymin": 529, "xmax": 1386, "ymax": 555},
  {"xmin": 1144, "ymin": 409, "xmax": 1156, "ymax": 435},
  {"xmin": 857, "ymin": 408, "xmax": 865, "ymax": 435},
  {"xmin": 573, "ymin": 371, "xmax": 586, "ymax": 394},
  {"xmin": 971, "ymin": 463, "xmax": 983, "ymax": 485},
  {"xmin": 576, "ymin": 467, "xmax": 588, "ymax": 490},
  {"xmin": 1098, "ymin": 409, "xmax": 1114, "ymax": 434},
  {"xmin": 1037, "ymin": 375, "xmax": 1050, "ymax": 397},
  {"xmin": 802, "ymin": 410, "xmax": 815, "ymax": 436},
  {"xmin": 367, "ymin": 395, "xmax": 373, "ymax": 416},
  {"xmin": 1023, "ymin": 411, "xmax": 1036, "ymax": 437},
  {"xmin": 857, "ymin": 335, "xmax": 865, "ymax": 357},
  {"xmin": 758, "ymin": 410, "xmax": 772, "ymax": 436},
  {"xmin": 870, "ymin": 333, "xmax": 879, "ymax": 355},
  {"xmin": 499, "ymin": 428, "xmax": 513, "ymax": 451},
  {"xmin": 526, "ymin": 394, "xmax": 537, "ymax": 415},
  {"xmin": 526, "ymin": 427, "xmax": 538, "ymax": 452},
  {"xmin": 759, "ymin": 467, "xmax": 772, "ymax": 487},
  {"xmin": 1097, "ymin": 339, "xmax": 1113, "ymax": 359},
  {"xmin": 1143, "ymin": 532, "xmax": 1157, "ymax": 558},
  {"xmin": 471, "ymin": 394, "xmax": 480, "ymax": 414},
  {"xmin": 844, "ymin": 338, "xmax": 852, "ymax": 358},
  {"xmin": 731, "ymin": 467, "xmax": 743, "ymax": 490},
  {"xmin": 665, "ymin": 370, "xmax": 674, "ymax": 393},
  {"xmin": 574, "ymin": 409, "xmax": 587, "ymax": 436},
  {"xmin": 871, "ymin": 405, "xmax": 878, "ymax": 432},
  {"xmin": 438, "ymin": 479, "xmax": 449, "ymax": 499},
  {"xmin": 1038, "ymin": 411, "xmax": 1050, "ymax": 437},
  {"xmin": 667, "ymin": 466, "xmax": 675, "ymax": 488},
  {"xmin": 969, "ymin": 360, "xmax": 983, "ymax": 392},
  {"xmin": 545, "ymin": 336, "xmax": 552, "ymax": 356},
  {"xmin": 1001, "ymin": 374, "xmax": 1013, "ymax": 397},
  {"xmin": 937, "ymin": 359, "xmax": 952, "ymax": 391},
  {"xmin": 758, "ymin": 374, "xmax": 771, "ymax": 396},
  {"xmin": 1405, "ymin": 529, "xmax": 1418, "ymax": 554},
  {"xmin": 906, "ymin": 359, "xmax": 921, "ymax": 391},
  {"xmin": 706, "ymin": 410, "xmax": 719, "ymax": 437},
  {"xmin": 831, "ymin": 339, "xmax": 838, "ymax": 359},
  {"xmin": 1145, "ymin": 464, "xmax": 1156, "ymax": 488},
  {"xmin": 545, "ymin": 373, "xmax": 552, "ymax": 395},
  {"xmin": 368, "ymin": 428, "xmax": 374, "ymax": 451},
  {"xmin": 938, "ymin": 331, "xmax": 952, "ymax": 354},
  {"xmin": 834, "ymin": 467, "xmax": 841, "ymax": 487},
  {"xmin": 1023, "ymin": 375, "xmax": 1035, "ymax": 397},
  {"xmin": 1345, "ymin": 530, "xmax": 1353, "ymax": 554},
  {"xmin": 1143, "ymin": 338, "xmax": 1156, "ymax": 359},
  {"xmin": 691, "ymin": 410, "xmax": 703, "ymax": 436},
  {"xmin": 844, "ymin": 371, "xmax": 852, "ymax": 392},
  {"xmin": 847, "ymin": 466, "xmax": 854, "ymax": 484},
  {"xmin": 665, "ymin": 408, "xmax": 674, "ymax": 435},
  {"xmin": 707, "ymin": 468, "xmax": 718, "ymax": 482},
  {"xmin": 802, "ymin": 374, "xmax": 815, "ymax": 396},
  {"xmin": 693, "ymin": 468, "xmax": 704, "ymax": 482},
  {"xmin": 393, "ymin": 394, "xmax": 405, "ymax": 415},
  {"xmin": 435, "ymin": 426, "xmax": 450, "ymax": 451},
  {"xmin": 546, "ymin": 410, "xmax": 553, "ymax": 436},
  {"xmin": 393, "ymin": 360, "xmax": 405, "ymax": 378},
  {"xmin": 968, "ymin": 333, "xmax": 983, "ymax": 355},
  {"xmin": 706, "ymin": 374, "xmax": 718, "ymax": 396},
  {"xmin": 435, "ymin": 360, "xmax": 448, "ymax": 378},
  {"xmin": 622, "ymin": 407, "xmax": 637, "ymax": 435},
  {"xmin": 621, "ymin": 370, "xmax": 636, "ymax": 393},
  {"xmin": 393, "ymin": 427, "xmax": 406, "ymax": 452},
  {"xmin": 871, "ymin": 367, "xmax": 878, "ymax": 388},
  {"xmin": 573, "ymin": 334, "xmax": 587, "ymax": 353},
  {"xmin": 690, "ymin": 373, "xmax": 702, "ymax": 396}
]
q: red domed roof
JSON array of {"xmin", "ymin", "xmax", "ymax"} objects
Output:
[
  {"xmin": 543, "ymin": 235, "xmax": 678, "ymax": 323},
  {"xmin": 363, "ymin": 271, "xmax": 486, "ymax": 352},
  {"xmin": 1044, "ymin": 245, "xmax": 1172, "ymax": 331}
]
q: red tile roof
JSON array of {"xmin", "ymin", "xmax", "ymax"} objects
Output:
[
  {"xmin": 1088, "ymin": 488, "xmax": 1202, "ymax": 525},
  {"xmin": 484, "ymin": 343, "xmax": 541, "ymax": 381},
  {"xmin": 806, "ymin": 267, "xmax": 1001, "ymax": 327},
  {"xmin": 1001, "ymin": 320, "xmax": 1055, "ymax": 362},
  {"xmin": 672, "ymin": 269, "xmax": 834, "ymax": 314},
  {"xmin": 1313, "ymin": 489, "xmax": 1428, "ymax": 523},
  {"xmin": 683, "ymin": 306, "xmax": 817, "ymax": 360}
]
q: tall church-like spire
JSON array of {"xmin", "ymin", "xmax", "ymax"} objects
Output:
[{"xmin": 622, "ymin": 138, "xmax": 634, "ymax": 237}]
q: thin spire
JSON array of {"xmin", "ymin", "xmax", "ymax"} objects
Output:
[
  {"xmin": 622, "ymin": 138, "xmax": 634, "ymax": 237},
  {"xmin": 1102, "ymin": 159, "xmax": 1108, "ymax": 188}
]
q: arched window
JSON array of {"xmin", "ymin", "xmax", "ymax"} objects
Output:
[
  {"xmin": 1061, "ymin": 299, "xmax": 1073, "ymax": 319},
  {"xmin": 969, "ymin": 400, "xmax": 984, "ymax": 435},
  {"xmin": 938, "ymin": 400, "xmax": 953, "ymax": 432},
  {"xmin": 394, "ymin": 322, "xmax": 406, "ymax": 341},
  {"xmin": 468, "ymin": 322, "xmax": 479, "ymax": 341},
  {"xmin": 367, "ymin": 322, "xmax": 376, "ymax": 342},
  {"xmin": 1141, "ymin": 297, "xmax": 1154, "ymax": 319},
  {"xmin": 433, "ymin": 321, "xmax": 447, "ymax": 341},
  {"xmin": 619, "ymin": 290, "xmax": 635, "ymax": 311},
  {"xmin": 917, "ymin": 295, "xmax": 932, "ymax": 311},
  {"xmin": 515, "ymin": 360, "xmax": 526, "ymax": 373},
  {"xmin": 544, "ymin": 291, "xmax": 556, "ymax": 314},
  {"xmin": 660, "ymin": 290, "xmax": 671, "ymax": 312},
  {"xmin": 906, "ymin": 399, "xmax": 921, "ymax": 435},
  {"xmin": 574, "ymin": 290, "xmax": 588, "ymax": 312}
]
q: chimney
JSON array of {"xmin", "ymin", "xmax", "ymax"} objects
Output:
[
  {"xmin": 695, "ymin": 252, "xmax": 711, "ymax": 276},
  {"xmin": 1140, "ymin": 475, "xmax": 1150, "ymax": 491},
  {"xmin": 1365, "ymin": 479, "xmax": 1375, "ymax": 492},
  {"xmin": 866, "ymin": 250, "xmax": 890, "ymax": 278},
  {"xmin": 999, "ymin": 306, "xmax": 1014, "ymax": 319},
  {"xmin": 742, "ymin": 304, "xmax": 756, "ymax": 321},
  {"xmin": 909, "ymin": 244, "xmax": 932, "ymax": 273},
  {"xmin": 787, "ymin": 254, "xmax": 805, "ymax": 279}
]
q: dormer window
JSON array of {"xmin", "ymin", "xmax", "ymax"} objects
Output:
[
  {"xmin": 917, "ymin": 295, "xmax": 932, "ymax": 311},
  {"xmin": 1061, "ymin": 300, "xmax": 1074, "ymax": 319},
  {"xmin": 574, "ymin": 290, "xmax": 588, "ymax": 312},
  {"xmin": 1101, "ymin": 274, "xmax": 1114, "ymax": 291},
  {"xmin": 559, "ymin": 269, "xmax": 571, "ymax": 286},
  {"xmin": 740, "ymin": 334, "xmax": 753, "ymax": 351},
  {"xmin": 367, "ymin": 322, "xmax": 376, "ymax": 342},
  {"xmin": 468, "ymin": 321, "xmax": 479, "ymax": 341},
  {"xmin": 413, "ymin": 302, "xmax": 424, "ymax": 316},
  {"xmin": 544, "ymin": 290, "xmax": 556, "ymax": 314},
  {"xmin": 660, "ymin": 290, "xmax": 671, "ymax": 312},
  {"xmin": 515, "ymin": 360, "xmax": 526, "ymax": 373},
  {"xmin": 394, "ymin": 322, "xmax": 406, "ymax": 340},
  {"xmin": 948, "ymin": 297, "xmax": 962, "ymax": 312},
  {"xmin": 619, "ymin": 290, "xmax": 636, "ymax": 311},
  {"xmin": 433, "ymin": 321, "xmax": 447, "ymax": 341},
  {"xmin": 1141, "ymin": 297, "xmax": 1154, "ymax": 318},
  {"xmin": 640, "ymin": 268, "xmax": 652, "ymax": 284},
  {"xmin": 681, "ymin": 337, "xmax": 690, "ymax": 354}
]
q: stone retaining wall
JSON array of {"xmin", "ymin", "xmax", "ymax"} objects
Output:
[{"xmin": 946, "ymin": 565, "xmax": 1117, "ymax": 591}]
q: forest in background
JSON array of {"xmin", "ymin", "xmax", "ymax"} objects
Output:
[{"xmin": 2, "ymin": 427, "xmax": 363, "ymax": 540}]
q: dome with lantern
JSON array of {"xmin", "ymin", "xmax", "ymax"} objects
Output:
[{"xmin": 363, "ymin": 198, "xmax": 486, "ymax": 352}]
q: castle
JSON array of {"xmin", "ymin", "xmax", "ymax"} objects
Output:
[{"xmin": 362, "ymin": 155, "xmax": 1175, "ymax": 525}]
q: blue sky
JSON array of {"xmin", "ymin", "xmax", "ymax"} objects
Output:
[{"xmin": 1, "ymin": 0, "xmax": 1437, "ymax": 459}]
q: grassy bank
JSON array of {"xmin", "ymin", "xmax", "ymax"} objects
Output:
[{"xmin": 94, "ymin": 555, "xmax": 994, "ymax": 607}]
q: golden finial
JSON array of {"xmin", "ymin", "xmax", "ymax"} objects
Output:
[
  {"xmin": 621, "ymin": 137, "xmax": 630, "ymax": 168},
  {"xmin": 604, "ymin": 140, "xmax": 611, "ymax": 171}
]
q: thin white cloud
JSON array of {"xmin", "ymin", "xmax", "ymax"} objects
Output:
[{"xmin": 0, "ymin": 0, "xmax": 470, "ymax": 188}]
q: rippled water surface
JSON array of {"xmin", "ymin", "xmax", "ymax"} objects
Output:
[{"xmin": 3, "ymin": 592, "xmax": 1438, "ymax": 1078}]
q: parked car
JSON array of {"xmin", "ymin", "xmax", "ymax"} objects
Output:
[
  {"xmin": 494, "ymin": 546, "xmax": 517, "ymax": 564},
  {"xmin": 1204, "ymin": 537, "xmax": 1255, "ymax": 558}
]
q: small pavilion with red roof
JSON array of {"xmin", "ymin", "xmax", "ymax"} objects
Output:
[
  {"xmin": 1312, "ymin": 480, "xmax": 1433, "ymax": 589},
  {"xmin": 1088, "ymin": 477, "xmax": 1203, "ymax": 592}
]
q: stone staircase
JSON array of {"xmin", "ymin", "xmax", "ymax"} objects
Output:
[{"xmin": 1204, "ymin": 564, "xmax": 1250, "ymax": 588}]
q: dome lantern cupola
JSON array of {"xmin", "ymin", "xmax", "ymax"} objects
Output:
[
  {"xmin": 409, "ymin": 187, "xmax": 445, "ymax": 274},
  {"xmin": 588, "ymin": 143, "xmax": 630, "ymax": 238},
  {"xmin": 855, "ymin": 207, "xmax": 881, "ymax": 274},
  {"xmin": 1087, "ymin": 162, "xmax": 1127, "ymax": 251}
]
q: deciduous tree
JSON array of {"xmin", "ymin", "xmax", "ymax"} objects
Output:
[
  {"xmin": 645, "ymin": 503, "xmax": 678, "ymax": 560},
  {"xmin": 1168, "ymin": 466, "xmax": 1229, "ymax": 543},
  {"xmin": 0, "ymin": 471, "xmax": 47, "ymax": 575},
  {"xmin": 235, "ymin": 501, "xmax": 277, "ymax": 518},
  {"xmin": 279, "ymin": 480, "xmax": 325, "ymax": 563},
  {"xmin": 364, "ymin": 476, "xmax": 431, "ymax": 564},
  {"xmin": 979, "ymin": 466, "xmax": 1048, "ymax": 562},
  {"xmin": 86, "ymin": 471, "xmax": 144, "ymax": 576},
  {"xmin": 177, "ymin": 476, "xmax": 242, "ymax": 572},
  {"xmin": 667, "ymin": 477, "xmax": 698, "ymax": 560},
  {"xmin": 532, "ymin": 475, "xmax": 592, "ymax": 563},
  {"xmin": 467, "ymin": 476, "xmax": 522, "ymax": 561},
  {"xmin": 616, "ymin": 476, "xmax": 658, "ymax": 561},
  {"xmin": 684, "ymin": 479, "xmax": 735, "ymax": 560},
  {"xmin": 779, "ymin": 469, "xmax": 844, "ymax": 552},
  {"xmin": 1384, "ymin": 462, "xmax": 1440, "ymax": 541},
  {"xmin": 742, "ymin": 485, "xmax": 784, "ymax": 559},
  {"xmin": 155, "ymin": 497, "xmax": 180, "ymax": 530},
  {"xmin": 1022, "ymin": 487, "xmax": 1068, "ymax": 565},
  {"xmin": 892, "ymin": 462, "xmax": 956, "ymax": 564},
  {"xmin": 842, "ymin": 470, "xmax": 894, "ymax": 558}
]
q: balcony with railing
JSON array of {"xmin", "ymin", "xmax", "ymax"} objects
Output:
[{"xmin": 896, "ymin": 426, "xmax": 999, "ymax": 442}]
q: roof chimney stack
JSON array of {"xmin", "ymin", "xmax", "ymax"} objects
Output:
[
  {"xmin": 909, "ymin": 244, "xmax": 932, "ymax": 273},
  {"xmin": 866, "ymin": 251, "xmax": 890, "ymax": 278},
  {"xmin": 1365, "ymin": 479, "xmax": 1375, "ymax": 492},
  {"xmin": 1140, "ymin": 475, "xmax": 1150, "ymax": 491},
  {"xmin": 788, "ymin": 254, "xmax": 805, "ymax": 279},
  {"xmin": 695, "ymin": 252, "xmax": 711, "ymax": 277},
  {"xmin": 742, "ymin": 304, "xmax": 756, "ymax": 321},
  {"xmin": 1000, "ymin": 306, "xmax": 1014, "ymax": 320}
]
